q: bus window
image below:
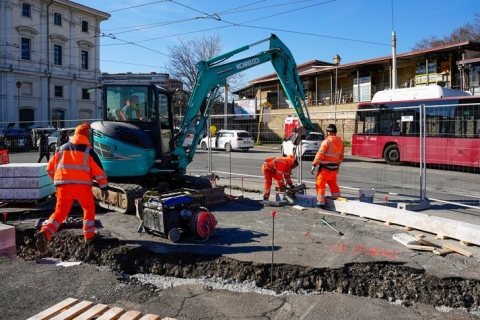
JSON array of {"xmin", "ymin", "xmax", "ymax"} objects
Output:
[
  {"xmin": 356, "ymin": 112, "xmax": 378, "ymax": 134},
  {"xmin": 391, "ymin": 121, "xmax": 400, "ymax": 135},
  {"xmin": 455, "ymin": 104, "xmax": 480, "ymax": 138}
]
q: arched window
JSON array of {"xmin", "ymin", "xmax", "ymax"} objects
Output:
[{"xmin": 19, "ymin": 108, "xmax": 34, "ymax": 129}]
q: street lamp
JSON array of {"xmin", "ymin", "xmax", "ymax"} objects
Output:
[
  {"xmin": 224, "ymin": 83, "xmax": 229, "ymax": 130},
  {"xmin": 333, "ymin": 54, "xmax": 341, "ymax": 122},
  {"xmin": 16, "ymin": 81, "xmax": 22, "ymax": 116}
]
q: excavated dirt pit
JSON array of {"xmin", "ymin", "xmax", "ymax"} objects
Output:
[{"xmin": 14, "ymin": 227, "xmax": 480, "ymax": 312}]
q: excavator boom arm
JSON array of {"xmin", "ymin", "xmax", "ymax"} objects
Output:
[{"xmin": 173, "ymin": 34, "xmax": 314, "ymax": 173}]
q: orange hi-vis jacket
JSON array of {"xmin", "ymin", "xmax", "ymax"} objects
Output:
[
  {"xmin": 313, "ymin": 135, "xmax": 344, "ymax": 168},
  {"xmin": 46, "ymin": 134, "xmax": 108, "ymax": 188},
  {"xmin": 263, "ymin": 155, "xmax": 296, "ymax": 187},
  {"xmin": 42, "ymin": 133, "xmax": 108, "ymax": 241}
]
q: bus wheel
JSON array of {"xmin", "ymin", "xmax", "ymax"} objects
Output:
[{"xmin": 384, "ymin": 145, "xmax": 400, "ymax": 165}]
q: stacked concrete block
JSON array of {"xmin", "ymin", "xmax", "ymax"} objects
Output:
[
  {"xmin": 0, "ymin": 163, "xmax": 55, "ymax": 200},
  {"xmin": 0, "ymin": 223, "xmax": 16, "ymax": 259},
  {"xmin": 293, "ymin": 194, "xmax": 316, "ymax": 208}
]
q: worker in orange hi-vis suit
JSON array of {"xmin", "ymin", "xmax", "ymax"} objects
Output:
[
  {"xmin": 262, "ymin": 154, "xmax": 298, "ymax": 201},
  {"xmin": 311, "ymin": 124, "xmax": 345, "ymax": 210},
  {"xmin": 35, "ymin": 123, "xmax": 109, "ymax": 254}
]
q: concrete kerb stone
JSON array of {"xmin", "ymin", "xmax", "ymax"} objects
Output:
[{"xmin": 328, "ymin": 198, "xmax": 480, "ymax": 246}]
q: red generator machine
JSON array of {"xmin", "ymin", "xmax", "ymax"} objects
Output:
[{"xmin": 136, "ymin": 189, "xmax": 217, "ymax": 243}]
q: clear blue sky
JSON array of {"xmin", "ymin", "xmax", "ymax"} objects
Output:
[{"xmin": 81, "ymin": 0, "xmax": 479, "ymax": 85}]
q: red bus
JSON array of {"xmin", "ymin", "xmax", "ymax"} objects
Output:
[{"xmin": 351, "ymin": 85, "xmax": 480, "ymax": 167}]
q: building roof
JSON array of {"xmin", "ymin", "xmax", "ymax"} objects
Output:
[
  {"xmin": 240, "ymin": 40, "xmax": 480, "ymax": 90},
  {"xmin": 59, "ymin": 0, "xmax": 110, "ymax": 19}
]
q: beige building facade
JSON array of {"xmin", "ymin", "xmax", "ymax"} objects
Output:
[
  {"xmin": 0, "ymin": 0, "xmax": 110, "ymax": 129},
  {"xmin": 233, "ymin": 41, "xmax": 480, "ymax": 142}
]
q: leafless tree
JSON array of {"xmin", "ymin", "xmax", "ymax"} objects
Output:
[
  {"xmin": 165, "ymin": 34, "xmax": 244, "ymax": 100},
  {"xmin": 412, "ymin": 13, "xmax": 480, "ymax": 50}
]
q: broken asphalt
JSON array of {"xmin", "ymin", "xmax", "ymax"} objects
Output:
[{"xmin": 1, "ymin": 185, "xmax": 480, "ymax": 319}]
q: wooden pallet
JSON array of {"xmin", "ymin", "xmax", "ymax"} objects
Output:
[{"xmin": 26, "ymin": 297, "xmax": 175, "ymax": 320}]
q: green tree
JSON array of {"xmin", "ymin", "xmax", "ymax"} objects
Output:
[{"xmin": 412, "ymin": 12, "xmax": 480, "ymax": 50}]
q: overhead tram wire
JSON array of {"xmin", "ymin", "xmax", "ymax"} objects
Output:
[
  {"xmin": 3, "ymin": 0, "xmax": 349, "ymax": 71},
  {"xmin": 98, "ymin": 0, "xmax": 328, "ymax": 36},
  {"xmin": 0, "ymin": 2, "xmax": 171, "ymax": 72},
  {"xmin": 218, "ymin": 0, "xmax": 326, "ymax": 15},
  {"xmin": 99, "ymin": 0, "xmax": 388, "ymax": 48},
  {"xmin": 107, "ymin": 0, "xmax": 171, "ymax": 13},
  {"xmin": 70, "ymin": 0, "xmax": 389, "ymax": 71}
]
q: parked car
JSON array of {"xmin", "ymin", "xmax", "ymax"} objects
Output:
[
  {"xmin": 281, "ymin": 131, "xmax": 324, "ymax": 159},
  {"xmin": 31, "ymin": 127, "xmax": 56, "ymax": 149},
  {"xmin": 173, "ymin": 127, "xmax": 195, "ymax": 149},
  {"xmin": 0, "ymin": 123, "xmax": 32, "ymax": 151},
  {"xmin": 200, "ymin": 129, "xmax": 254, "ymax": 152},
  {"xmin": 37, "ymin": 128, "xmax": 75, "ymax": 151}
]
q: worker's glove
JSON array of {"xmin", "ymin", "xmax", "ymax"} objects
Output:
[
  {"xmin": 310, "ymin": 165, "xmax": 317, "ymax": 175},
  {"xmin": 288, "ymin": 184, "xmax": 295, "ymax": 190},
  {"xmin": 279, "ymin": 186, "xmax": 288, "ymax": 192},
  {"xmin": 101, "ymin": 189, "xmax": 109, "ymax": 199}
]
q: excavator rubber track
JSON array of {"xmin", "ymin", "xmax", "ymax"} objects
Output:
[{"xmin": 93, "ymin": 183, "xmax": 147, "ymax": 215}]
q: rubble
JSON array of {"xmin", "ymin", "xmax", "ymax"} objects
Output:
[{"xmin": 14, "ymin": 229, "xmax": 480, "ymax": 311}]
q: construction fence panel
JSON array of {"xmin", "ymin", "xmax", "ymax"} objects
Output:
[
  {"xmin": 0, "ymin": 119, "xmax": 100, "ymax": 153},
  {"xmin": 351, "ymin": 102, "xmax": 480, "ymax": 210},
  {"xmin": 4, "ymin": 107, "xmax": 480, "ymax": 211}
]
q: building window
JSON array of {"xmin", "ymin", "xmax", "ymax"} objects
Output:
[
  {"xmin": 82, "ymin": 88, "xmax": 90, "ymax": 100},
  {"xmin": 53, "ymin": 45, "xmax": 62, "ymax": 65},
  {"xmin": 81, "ymin": 51, "xmax": 89, "ymax": 70},
  {"xmin": 54, "ymin": 86, "xmax": 63, "ymax": 97},
  {"xmin": 21, "ymin": 38, "xmax": 31, "ymax": 60},
  {"xmin": 19, "ymin": 109, "xmax": 35, "ymax": 128},
  {"xmin": 54, "ymin": 13, "xmax": 62, "ymax": 26},
  {"xmin": 22, "ymin": 3, "xmax": 31, "ymax": 17},
  {"xmin": 81, "ymin": 20, "xmax": 88, "ymax": 32},
  {"xmin": 79, "ymin": 110, "xmax": 92, "ymax": 120}
]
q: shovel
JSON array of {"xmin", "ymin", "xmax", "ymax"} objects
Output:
[{"xmin": 320, "ymin": 217, "xmax": 344, "ymax": 236}]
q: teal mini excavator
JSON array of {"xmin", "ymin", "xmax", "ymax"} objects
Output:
[{"xmin": 89, "ymin": 34, "xmax": 315, "ymax": 214}]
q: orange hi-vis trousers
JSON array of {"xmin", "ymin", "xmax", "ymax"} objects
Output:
[
  {"xmin": 315, "ymin": 168, "xmax": 341, "ymax": 205},
  {"xmin": 40, "ymin": 184, "xmax": 96, "ymax": 241},
  {"xmin": 262, "ymin": 165, "xmax": 284, "ymax": 199}
]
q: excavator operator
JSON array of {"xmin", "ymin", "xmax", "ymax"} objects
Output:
[{"xmin": 116, "ymin": 95, "xmax": 146, "ymax": 121}]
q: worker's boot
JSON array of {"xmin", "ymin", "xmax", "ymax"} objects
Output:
[
  {"xmin": 36, "ymin": 231, "xmax": 48, "ymax": 254},
  {"xmin": 263, "ymin": 196, "xmax": 269, "ymax": 201},
  {"xmin": 84, "ymin": 233, "xmax": 99, "ymax": 244}
]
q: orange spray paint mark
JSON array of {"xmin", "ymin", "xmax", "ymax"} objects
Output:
[{"xmin": 328, "ymin": 244, "xmax": 400, "ymax": 260}]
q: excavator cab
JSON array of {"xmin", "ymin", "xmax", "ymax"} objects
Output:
[{"xmin": 92, "ymin": 83, "xmax": 177, "ymax": 178}]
